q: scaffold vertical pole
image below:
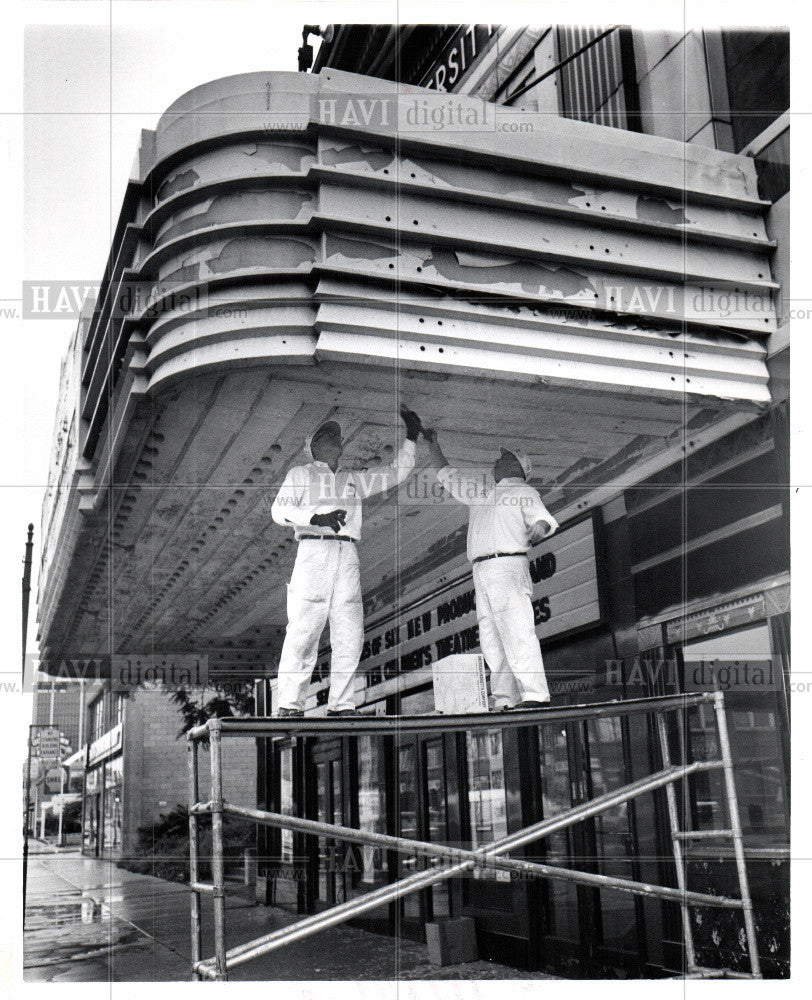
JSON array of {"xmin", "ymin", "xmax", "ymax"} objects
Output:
[
  {"xmin": 655, "ymin": 710, "xmax": 698, "ymax": 973},
  {"xmin": 209, "ymin": 723, "xmax": 228, "ymax": 981},
  {"xmin": 712, "ymin": 691, "xmax": 761, "ymax": 978},
  {"xmin": 187, "ymin": 737, "xmax": 203, "ymax": 980}
]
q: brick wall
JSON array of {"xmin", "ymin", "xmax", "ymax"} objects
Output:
[{"xmin": 121, "ymin": 688, "xmax": 257, "ymax": 855}]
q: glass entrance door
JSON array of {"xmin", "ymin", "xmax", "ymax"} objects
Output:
[
  {"xmin": 82, "ymin": 766, "xmax": 101, "ymax": 857},
  {"xmin": 83, "ymin": 794, "xmax": 100, "ymax": 857},
  {"xmin": 315, "ymin": 757, "xmax": 345, "ymax": 908},
  {"xmin": 425, "ymin": 738, "xmax": 451, "ymax": 920},
  {"xmin": 536, "ymin": 723, "xmax": 581, "ymax": 949},
  {"xmin": 396, "ymin": 736, "xmax": 452, "ymax": 939},
  {"xmin": 397, "ymin": 742, "xmax": 422, "ymax": 930},
  {"xmin": 583, "ymin": 715, "xmax": 645, "ymax": 970},
  {"xmin": 531, "ymin": 718, "xmax": 642, "ymax": 976}
]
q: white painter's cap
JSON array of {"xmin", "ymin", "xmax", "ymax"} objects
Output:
[
  {"xmin": 500, "ymin": 446, "xmax": 532, "ymax": 479},
  {"xmin": 306, "ymin": 420, "xmax": 342, "ymax": 460}
]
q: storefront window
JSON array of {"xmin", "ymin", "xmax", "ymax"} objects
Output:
[
  {"xmin": 585, "ymin": 716, "xmax": 638, "ymax": 950},
  {"xmin": 102, "ymin": 756, "xmax": 123, "ymax": 851},
  {"xmin": 398, "ymin": 745, "xmax": 421, "ymax": 918},
  {"xmin": 355, "ymin": 736, "xmax": 388, "ymax": 893},
  {"xmin": 465, "ymin": 729, "xmax": 508, "ymax": 881},
  {"xmin": 83, "ymin": 766, "xmax": 101, "ymax": 853},
  {"xmin": 315, "ymin": 759, "xmax": 345, "ymax": 905},
  {"xmin": 85, "ymin": 767, "xmax": 100, "ymax": 795},
  {"xmin": 538, "ymin": 725, "xmax": 579, "ymax": 942},
  {"xmin": 316, "ymin": 762, "xmax": 329, "ymax": 900},
  {"xmin": 683, "ymin": 624, "xmax": 789, "ymax": 848},
  {"xmin": 720, "ymin": 30, "xmax": 788, "ymax": 152},
  {"xmin": 425, "ymin": 739, "xmax": 450, "ymax": 918},
  {"xmin": 331, "ymin": 761, "xmax": 344, "ymax": 904},
  {"xmin": 278, "ymin": 746, "xmax": 294, "ymax": 863}
]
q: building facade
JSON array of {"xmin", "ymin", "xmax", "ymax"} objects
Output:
[
  {"xmin": 30, "ymin": 676, "xmax": 86, "ymax": 754},
  {"xmin": 36, "ymin": 23, "xmax": 789, "ymax": 978},
  {"xmin": 81, "ymin": 683, "xmax": 256, "ymax": 859},
  {"xmin": 297, "ymin": 24, "xmax": 789, "ymax": 977}
]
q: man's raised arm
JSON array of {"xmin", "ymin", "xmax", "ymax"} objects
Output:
[
  {"xmin": 424, "ymin": 428, "xmax": 488, "ymax": 506},
  {"xmin": 351, "ymin": 408, "xmax": 421, "ymax": 500}
]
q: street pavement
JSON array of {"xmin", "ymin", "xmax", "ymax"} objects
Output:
[{"xmin": 24, "ymin": 845, "xmax": 556, "ymax": 982}]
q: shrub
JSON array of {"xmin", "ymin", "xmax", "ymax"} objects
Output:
[{"xmin": 116, "ymin": 804, "xmax": 256, "ymax": 884}]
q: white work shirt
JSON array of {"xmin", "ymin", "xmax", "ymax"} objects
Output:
[
  {"xmin": 271, "ymin": 440, "xmax": 416, "ymax": 541},
  {"xmin": 436, "ymin": 467, "xmax": 559, "ymax": 561}
]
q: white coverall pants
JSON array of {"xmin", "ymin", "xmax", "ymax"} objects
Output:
[
  {"xmin": 276, "ymin": 539, "xmax": 363, "ymax": 712},
  {"xmin": 472, "ymin": 554, "xmax": 550, "ymax": 707}
]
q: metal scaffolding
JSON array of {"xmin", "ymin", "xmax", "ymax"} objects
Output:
[{"xmin": 186, "ymin": 691, "xmax": 761, "ymax": 981}]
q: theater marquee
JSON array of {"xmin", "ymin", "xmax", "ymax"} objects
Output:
[{"xmin": 313, "ymin": 514, "xmax": 602, "ymax": 703}]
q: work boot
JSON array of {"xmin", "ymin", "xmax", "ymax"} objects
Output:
[
  {"xmin": 326, "ymin": 709, "xmax": 360, "ymax": 717},
  {"xmin": 507, "ymin": 700, "xmax": 550, "ymax": 711},
  {"xmin": 277, "ymin": 707, "xmax": 304, "ymax": 718}
]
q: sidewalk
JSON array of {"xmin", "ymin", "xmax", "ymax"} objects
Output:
[{"xmin": 24, "ymin": 851, "xmax": 555, "ymax": 982}]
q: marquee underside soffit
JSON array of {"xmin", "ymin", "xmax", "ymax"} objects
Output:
[{"xmin": 40, "ymin": 360, "xmax": 739, "ymax": 667}]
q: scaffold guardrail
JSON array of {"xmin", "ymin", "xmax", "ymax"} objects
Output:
[{"xmin": 186, "ymin": 691, "xmax": 761, "ymax": 981}]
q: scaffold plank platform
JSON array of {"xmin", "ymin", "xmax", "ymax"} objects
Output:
[{"xmin": 188, "ymin": 692, "xmax": 714, "ymax": 739}]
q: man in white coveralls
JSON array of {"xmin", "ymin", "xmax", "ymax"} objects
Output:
[
  {"xmin": 424, "ymin": 429, "xmax": 559, "ymax": 710},
  {"xmin": 271, "ymin": 409, "xmax": 423, "ymax": 717}
]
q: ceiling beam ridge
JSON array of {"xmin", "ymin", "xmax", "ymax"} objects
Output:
[
  {"xmin": 123, "ymin": 395, "xmax": 339, "ymax": 644},
  {"xmin": 115, "ymin": 373, "xmax": 276, "ymax": 626}
]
